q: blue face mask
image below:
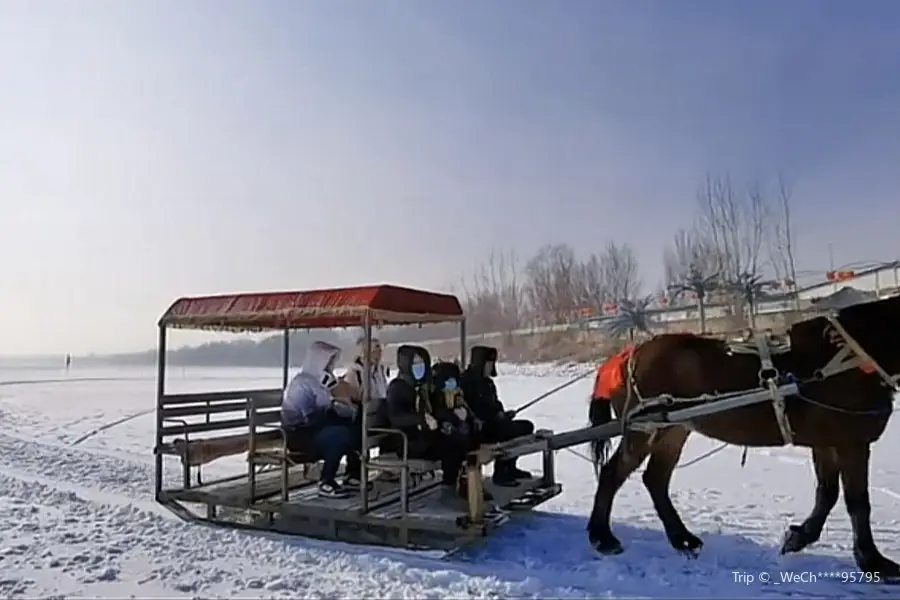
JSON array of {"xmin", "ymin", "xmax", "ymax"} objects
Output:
[
  {"xmin": 443, "ymin": 378, "xmax": 458, "ymax": 391},
  {"xmin": 412, "ymin": 362, "xmax": 426, "ymax": 380}
]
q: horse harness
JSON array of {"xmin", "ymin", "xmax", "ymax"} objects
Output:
[{"xmin": 620, "ymin": 314, "xmax": 900, "ymax": 447}]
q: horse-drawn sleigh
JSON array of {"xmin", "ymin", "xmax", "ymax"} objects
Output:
[
  {"xmin": 151, "ymin": 282, "xmax": 900, "ymax": 581},
  {"xmin": 152, "ymin": 285, "xmax": 562, "ymax": 552}
]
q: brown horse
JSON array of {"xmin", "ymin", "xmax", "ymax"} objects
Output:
[{"xmin": 587, "ymin": 295, "xmax": 900, "ymax": 579}]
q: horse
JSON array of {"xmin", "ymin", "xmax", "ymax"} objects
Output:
[{"xmin": 587, "ymin": 295, "xmax": 900, "ymax": 580}]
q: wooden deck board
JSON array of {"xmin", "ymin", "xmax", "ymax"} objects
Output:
[
  {"xmin": 368, "ymin": 476, "xmax": 548, "ymax": 521},
  {"xmin": 263, "ymin": 472, "xmax": 442, "ymax": 514},
  {"xmin": 164, "ymin": 465, "xmax": 318, "ymax": 506}
]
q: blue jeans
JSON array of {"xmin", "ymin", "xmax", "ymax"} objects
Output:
[{"xmin": 313, "ymin": 423, "xmax": 359, "ymax": 483}]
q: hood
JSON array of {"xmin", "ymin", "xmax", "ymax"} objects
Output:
[
  {"xmin": 354, "ymin": 336, "xmax": 382, "ymax": 365},
  {"xmin": 432, "ymin": 360, "xmax": 461, "ymax": 389},
  {"xmin": 469, "ymin": 345, "xmax": 498, "ymax": 377},
  {"xmin": 299, "ymin": 340, "xmax": 342, "ymax": 379},
  {"xmin": 396, "ymin": 344, "xmax": 432, "ymax": 382}
]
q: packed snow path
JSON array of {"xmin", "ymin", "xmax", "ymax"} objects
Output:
[{"xmin": 1, "ymin": 365, "xmax": 899, "ymax": 598}]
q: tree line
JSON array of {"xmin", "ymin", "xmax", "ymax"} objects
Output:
[
  {"xmin": 454, "ymin": 172, "xmax": 799, "ymax": 335},
  {"xmin": 90, "ymin": 172, "xmax": 800, "ymax": 366}
]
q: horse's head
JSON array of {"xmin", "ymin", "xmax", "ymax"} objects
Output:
[
  {"xmin": 791, "ymin": 294, "xmax": 900, "ymax": 383},
  {"xmin": 837, "ymin": 294, "xmax": 900, "ymax": 377}
]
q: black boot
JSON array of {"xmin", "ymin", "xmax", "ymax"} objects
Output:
[
  {"xmin": 509, "ymin": 460, "xmax": 532, "ymax": 480},
  {"xmin": 492, "ymin": 460, "xmax": 519, "ymax": 487}
]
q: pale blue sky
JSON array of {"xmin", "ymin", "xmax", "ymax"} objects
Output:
[{"xmin": 3, "ymin": 1, "xmax": 900, "ymax": 355}]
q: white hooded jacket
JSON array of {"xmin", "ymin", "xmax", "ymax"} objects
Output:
[
  {"xmin": 281, "ymin": 340, "xmax": 344, "ymax": 428},
  {"xmin": 344, "ymin": 356, "xmax": 389, "ymax": 400}
]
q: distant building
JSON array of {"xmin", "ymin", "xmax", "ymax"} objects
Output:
[{"xmin": 796, "ymin": 261, "xmax": 900, "ymax": 303}]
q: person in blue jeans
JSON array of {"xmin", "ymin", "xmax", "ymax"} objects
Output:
[{"xmin": 281, "ymin": 340, "xmax": 365, "ymax": 498}]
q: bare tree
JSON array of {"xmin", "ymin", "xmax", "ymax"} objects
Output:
[
  {"xmin": 695, "ymin": 173, "xmax": 766, "ymax": 283},
  {"xmin": 573, "ymin": 253, "xmax": 607, "ymax": 314},
  {"xmin": 458, "ymin": 248, "xmax": 522, "ymax": 334},
  {"xmin": 663, "ymin": 227, "xmax": 720, "ymax": 286},
  {"xmin": 523, "ymin": 244, "xmax": 580, "ymax": 324},
  {"xmin": 768, "ymin": 173, "xmax": 800, "ymax": 309},
  {"xmin": 600, "ymin": 241, "xmax": 641, "ymax": 302},
  {"xmin": 663, "ymin": 227, "xmax": 722, "ymax": 334}
]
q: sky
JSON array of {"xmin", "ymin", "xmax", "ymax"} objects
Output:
[{"xmin": 2, "ymin": 0, "xmax": 900, "ymax": 355}]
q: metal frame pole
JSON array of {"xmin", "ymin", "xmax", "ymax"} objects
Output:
[
  {"xmin": 360, "ymin": 312, "xmax": 372, "ymax": 512},
  {"xmin": 459, "ymin": 317, "xmax": 467, "ymax": 368},
  {"xmin": 281, "ymin": 327, "xmax": 290, "ymax": 388},
  {"xmin": 154, "ymin": 325, "xmax": 168, "ymax": 500}
]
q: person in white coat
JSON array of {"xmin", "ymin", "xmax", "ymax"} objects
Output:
[
  {"xmin": 281, "ymin": 340, "xmax": 362, "ymax": 498},
  {"xmin": 342, "ymin": 336, "xmax": 390, "ymax": 428}
]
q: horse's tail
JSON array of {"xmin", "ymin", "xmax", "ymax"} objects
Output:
[{"xmin": 588, "ymin": 393, "xmax": 614, "ymax": 480}]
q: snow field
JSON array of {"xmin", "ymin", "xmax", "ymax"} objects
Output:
[{"xmin": 1, "ymin": 364, "xmax": 899, "ymax": 598}]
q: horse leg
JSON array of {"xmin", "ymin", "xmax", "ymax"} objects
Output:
[
  {"xmin": 781, "ymin": 446, "xmax": 840, "ymax": 555},
  {"xmin": 835, "ymin": 442, "xmax": 900, "ymax": 580},
  {"xmin": 587, "ymin": 431, "xmax": 652, "ymax": 555},
  {"xmin": 642, "ymin": 426, "xmax": 703, "ymax": 556}
]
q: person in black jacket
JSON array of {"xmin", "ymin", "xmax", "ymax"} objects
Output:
[
  {"xmin": 461, "ymin": 345, "xmax": 534, "ymax": 486},
  {"xmin": 385, "ymin": 345, "xmax": 479, "ymax": 499}
]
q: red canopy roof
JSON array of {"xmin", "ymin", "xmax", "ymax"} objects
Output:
[{"xmin": 158, "ymin": 284, "xmax": 464, "ymax": 331}]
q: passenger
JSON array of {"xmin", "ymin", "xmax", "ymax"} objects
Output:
[
  {"xmin": 385, "ymin": 345, "xmax": 484, "ymax": 500},
  {"xmin": 461, "ymin": 345, "xmax": 535, "ymax": 486},
  {"xmin": 431, "ymin": 360, "xmax": 480, "ymax": 444},
  {"xmin": 341, "ymin": 336, "xmax": 390, "ymax": 429},
  {"xmin": 281, "ymin": 340, "xmax": 363, "ymax": 499}
]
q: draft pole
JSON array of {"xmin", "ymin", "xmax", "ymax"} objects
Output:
[
  {"xmin": 459, "ymin": 317, "xmax": 467, "ymax": 369},
  {"xmin": 154, "ymin": 325, "xmax": 168, "ymax": 500},
  {"xmin": 281, "ymin": 327, "xmax": 290, "ymax": 388},
  {"xmin": 360, "ymin": 312, "xmax": 372, "ymax": 512}
]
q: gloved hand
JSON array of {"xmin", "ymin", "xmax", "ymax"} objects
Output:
[
  {"xmin": 440, "ymin": 421, "xmax": 454, "ymax": 436},
  {"xmin": 503, "ymin": 409, "xmax": 516, "ymax": 420},
  {"xmin": 424, "ymin": 413, "xmax": 438, "ymax": 431},
  {"xmin": 495, "ymin": 409, "xmax": 513, "ymax": 422}
]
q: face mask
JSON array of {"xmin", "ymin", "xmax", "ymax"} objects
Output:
[
  {"xmin": 321, "ymin": 372, "xmax": 338, "ymax": 389},
  {"xmin": 443, "ymin": 378, "xmax": 458, "ymax": 391},
  {"xmin": 411, "ymin": 361, "xmax": 426, "ymax": 381},
  {"xmin": 483, "ymin": 361, "xmax": 495, "ymax": 378}
]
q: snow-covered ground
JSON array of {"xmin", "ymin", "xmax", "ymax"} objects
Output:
[{"xmin": 1, "ymin": 364, "xmax": 899, "ymax": 598}]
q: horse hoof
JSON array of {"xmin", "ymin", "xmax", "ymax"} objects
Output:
[
  {"xmin": 855, "ymin": 551, "xmax": 900, "ymax": 582},
  {"xmin": 669, "ymin": 531, "xmax": 703, "ymax": 558},
  {"xmin": 591, "ymin": 537, "xmax": 624, "ymax": 556},
  {"xmin": 780, "ymin": 524, "xmax": 814, "ymax": 555}
]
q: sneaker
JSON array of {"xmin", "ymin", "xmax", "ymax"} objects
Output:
[
  {"xmin": 341, "ymin": 476, "xmax": 374, "ymax": 492},
  {"xmin": 318, "ymin": 480, "xmax": 351, "ymax": 499}
]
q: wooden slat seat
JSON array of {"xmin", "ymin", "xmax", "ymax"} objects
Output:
[
  {"xmin": 368, "ymin": 455, "xmax": 440, "ymax": 474},
  {"xmin": 164, "ymin": 429, "xmax": 283, "ymax": 467},
  {"xmin": 253, "ymin": 445, "xmax": 319, "ymax": 466}
]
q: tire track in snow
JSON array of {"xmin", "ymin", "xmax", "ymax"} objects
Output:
[
  {"xmin": 70, "ymin": 408, "xmax": 156, "ymax": 446},
  {"xmin": 0, "ymin": 432, "xmax": 158, "ymax": 501},
  {"xmin": 0, "ymin": 473, "xmax": 595, "ymax": 599}
]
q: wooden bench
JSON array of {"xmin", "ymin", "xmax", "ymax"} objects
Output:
[
  {"xmin": 155, "ymin": 388, "xmax": 443, "ymax": 507},
  {"xmin": 155, "ymin": 388, "xmax": 287, "ymax": 490}
]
